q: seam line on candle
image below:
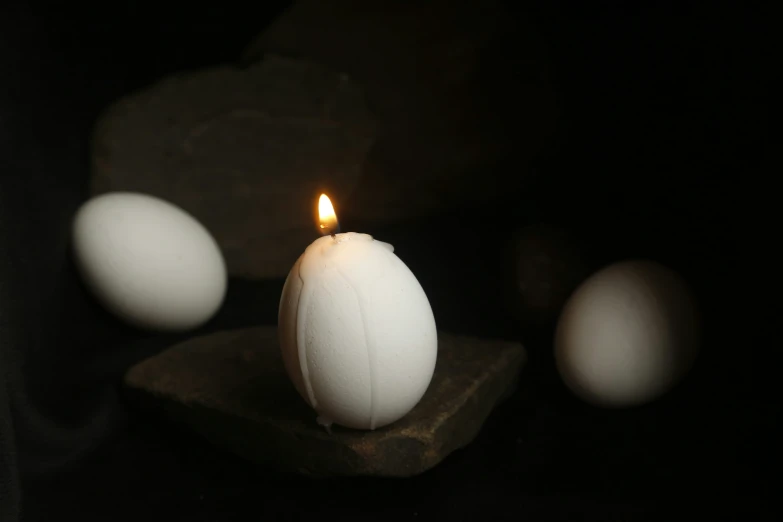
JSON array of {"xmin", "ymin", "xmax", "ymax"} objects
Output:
[
  {"xmin": 296, "ymin": 278, "xmax": 319, "ymax": 410},
  {"xmin": 337, "ymin": 269, "xmax": 378, "ymax": 430}
]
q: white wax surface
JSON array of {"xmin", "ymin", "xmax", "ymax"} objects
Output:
[
  {"xmin": 278, "ymin": 232, "xmax": 438, "ymax": 430},
  {"xmin": 71, "ymin": 192, "xmax": 227, "ymax": 332}
]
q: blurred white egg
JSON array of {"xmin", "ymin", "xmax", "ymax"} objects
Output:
[
  {"xmin": 71, "ymin": 192, "xmax": 227, "ymax": 332},
  {"xmin": 554, "ymin": 260, "xmax": 699, "ymax": 407}
]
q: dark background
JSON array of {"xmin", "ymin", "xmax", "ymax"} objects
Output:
[{"xmin": 1, "ymin": 1, "xmax": 775, "ymax": 521}]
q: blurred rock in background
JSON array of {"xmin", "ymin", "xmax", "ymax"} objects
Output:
[
  {"xmin": 244, "ymin": 0, "xmax": 559, "ymax": 226},
  {"xmin": 505, "ymin": 224, "xmax": 592, "ymax": 330},
  {"xmin": 91, "ymin": 55, "xmax": 375, "ymax": 279},
  {"xmin": 91, "ymin": 0, "xmax": 558, "ymax": 280}
]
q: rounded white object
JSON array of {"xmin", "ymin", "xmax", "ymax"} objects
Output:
[
  {"xmin": 71, "ymin": 192, "xmax": 227, "ymax": 332},
  {"xmin": 554, "ymin": 260, "xmax": 699, "ymax": 408},
  {"xmin": 278, "ymin": 232, "xmax": 437, "ymax": 430}
]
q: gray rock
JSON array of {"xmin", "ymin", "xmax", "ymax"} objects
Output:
[
  {"xmin": 243, "ymin": 0, "xmax": 559, "ymax": 225},
  {"xmin": 91, "ymin": 55, "xmax": 376, "ymax": 279},
  {"xmin": 123, "ymin": 327, "xmax": 526, "ymax": 477}
]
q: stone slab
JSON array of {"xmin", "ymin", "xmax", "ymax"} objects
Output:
[{"xmin": 123, "ymin": 327, "xmax": 526, "ymax": 477}]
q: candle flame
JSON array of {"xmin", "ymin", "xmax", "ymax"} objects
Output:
[{"xmin": 318, "ymin": 193, "xmax": 339, "ymax": 235}]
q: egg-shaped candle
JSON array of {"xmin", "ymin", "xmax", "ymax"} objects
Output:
[{"xmin": 278, "ymin": 194, "xmax": 437, "ymax": 431}]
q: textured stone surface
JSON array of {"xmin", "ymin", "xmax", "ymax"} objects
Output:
[
  {"xmin": 123, "ymin": 327, "xmax": 526, "ymax": 477},
  {"xmin": 91, "ymin": 55, "xmax": 375, "ymax": 279},
  {"xmin": 242, "ymin": 0, "xmax": 559, "ymax": 226}
]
